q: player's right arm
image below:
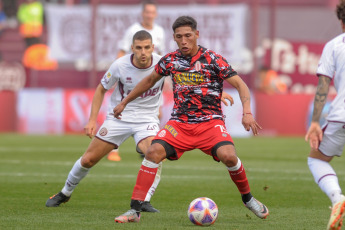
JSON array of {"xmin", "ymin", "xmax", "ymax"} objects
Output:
[
  {"xmin": 113, "ymin": 70, "xmax": 163, "ymax": 119},
  {"xmin": 305, "ymin": 75, "xmax": 331, "ymax": 149},
  {"xmin": 84, "ymin": 83, "xmax": 107, "ymax": 138}
]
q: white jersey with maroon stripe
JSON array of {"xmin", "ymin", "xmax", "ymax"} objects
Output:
[
  {"xmin": 317, "ymin": 32, "xmax": 345, "ymax": 123},
  {"xmin": 101, "ymin": 53, "xmax": 164, "ymax": 123}
]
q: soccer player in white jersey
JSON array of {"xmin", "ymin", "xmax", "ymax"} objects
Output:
[
  {"xmin": 110, "ymin": 0, "xmax": 165, "ymax": 161},
  {"xmin": 117, "ymin": 0, "xmax": 165, "ymax": 58},
  {"xmin": 305, "ymin": 1, "xmax": 345, "ymax": 229},
  {"xmin": 45, "ymin": 30, "xmax": 164, "ymax": 212}
]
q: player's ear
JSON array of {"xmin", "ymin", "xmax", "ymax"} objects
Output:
[
  {"xmin": 195, "ymin": 30, "xmax": 199, "ymax": 39},
  {"xmin": 131, "ymin": 44, "xmax": 134, "ymax": 52},
  {"xmin": 152, "ymin": 43, "xmax": 155, "ymax": 50}
]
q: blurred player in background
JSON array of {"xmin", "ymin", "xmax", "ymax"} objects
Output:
[
  {"xmin": 117, "ymin": 0, "xmax": 165, "ymax": 58},
  {"xmin": 45, "ymin": 30, "xmax": 164, "ymax": 212},
  {"xmin": 108, "ymin": 0, "xmax": 166, "ymax": 161},
  {"xmin": 305, "ymin": 1, "xmax": 345, "ymax": 229},
  {"xmin": 113, "ymin": 16, "xmax": 269, "ymax": 223}
]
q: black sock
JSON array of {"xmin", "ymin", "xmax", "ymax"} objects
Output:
[
  {"xmin": 241, "ymin": 192, "xmax": 253, "ymax": 203},
  {"xmin": 130, "ymin": 199, "xmax": 143, "ymax": 215}
]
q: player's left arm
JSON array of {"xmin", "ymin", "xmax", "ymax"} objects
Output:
[
  {"xmin": 305, "ymin": 75, "xmax": 331, "ymax": 149},
  {"xmin": 225, "ymin": 75, "xmax": 262, "ymax": 135}
]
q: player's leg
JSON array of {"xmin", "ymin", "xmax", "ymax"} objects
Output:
[
  {"xmin": 216, "ymin": 144, "xmax": 269, "ymax": 219},
  {"xmin": 137, "ymin": 136, "xmax": 162, "ymax": 212},
  {"xmin": 46, "ymin": 137, "xmax": 115, "ymax": 207},
  {"xmin": 198, "ymin": 120, "xmax": 268, "ymax": 219},
  {"xmin": 115, "ymin": 142, "xmax": 167, "ymax": 223},
  {"xmin": 308, "ymin": 122, "xmax": 345, "ymax": 230}
]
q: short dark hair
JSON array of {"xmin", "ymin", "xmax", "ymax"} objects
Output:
[
  {"xmin": 172, "ymin": 16, "xmax": 197, "ymax": 32},
  {"xmin": 336, "ymin": 0, "xmax": 345, "ymax": 24},
  {"xmin": 132, "ymin": 30, "xmax": 152, "ymax": 44},
  {"xmin": 142, "ymin": 0, "xmax": 157, "ymax": 11}
]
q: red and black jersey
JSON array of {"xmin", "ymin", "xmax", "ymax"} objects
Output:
[{"xmin": 155, "ymin": 46, "xmax": 238, "ymax": 123}]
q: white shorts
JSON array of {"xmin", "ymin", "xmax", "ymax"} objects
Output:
[
  {"xmin": 96, "ymin": 119, "xmax": 160, "ymax": 152},
  {"xmin": 319, "ymin": 121, "xmax": 345, "ymax": 157}
]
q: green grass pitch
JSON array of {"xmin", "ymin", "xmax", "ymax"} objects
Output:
[{"xmin": 0, "ymin": 134, "xmax": 344, "ymax": 230}]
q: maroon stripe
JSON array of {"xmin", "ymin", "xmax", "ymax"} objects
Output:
[
  {"xmin": 318, "ymin": 174, "xmax": 337, "ymax": 184},
  {"xmin": 119, "ymin": 81, "xmax": 125, "ymax": 101}
]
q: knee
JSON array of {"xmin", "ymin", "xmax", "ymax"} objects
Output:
[
  {"xmin": 219, "ymin": 153, "xmax": 238, "ymax": 167},
  {"xmin": 80, "ymin": 155, "xmax": 96, "ymax": 168},
  {"xmin": 145, "ymin": 144, "xmax": 165, "ymax": 164}
]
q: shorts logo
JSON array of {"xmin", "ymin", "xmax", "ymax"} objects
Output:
[
  {"xmin": 99, "ymin": 127, "xmax": 108, "ymax": 136},
  {"xmin": 164, "ymin": 124, "xmax": 178, "ymax": 137},
  {"xmin": 158, "ymin": 130, "xmax": 166, "ymax": 137}
]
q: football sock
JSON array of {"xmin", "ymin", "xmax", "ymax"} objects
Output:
[
  {"xmin": 241, "ymin": 192, "xmax": 253, "ymax": 204},
  {"xmin": 227, "ymin": 157, "xmax": 251, "ymax": 195},
  {"xmin": 308, "ymin": 157, "xmax": 342, "ymax": 205},
  {"xmin": 130, "ymin": 199, "xmax": 143, "ymax": 215},
  {"xmin": 145, "ymin": 162, "xmax": 163, "ymax": 202},
  {"xmin": 61, "ymin": 158, "xmax": 90, "ymax": 197},
  {"xmin": 132, "ymin": 158, "xmax": 159, "ymax": 202}
]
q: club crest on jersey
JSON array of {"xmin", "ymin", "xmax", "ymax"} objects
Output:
[
  {"xmin": 99, "ymin": 127, "xmax": 108, "ymax": 136},
  {"xmin": 126, "ymin": 77, "xmax": 132, "ymax": 83},
  {"xmin": 164, "ymin": 124, "xmax": 178, "ymax": 137},
  {"xmin": 195, "ymin": 61, "xmax": 201, "ymax": 72}
]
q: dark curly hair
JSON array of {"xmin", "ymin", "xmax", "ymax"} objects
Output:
[{"xmin": 336, "ymin": 0, "xmax": 345, "ymax": 23}]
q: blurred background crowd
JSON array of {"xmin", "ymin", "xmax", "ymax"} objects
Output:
[{"xmin": 0, "ymin": 0, "xmax": 340, "ymax": 136}]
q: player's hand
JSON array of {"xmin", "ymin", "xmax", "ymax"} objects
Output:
[
  {"xmin": 113, "ymin": 103, "xmax": 125, "ymax": 119},
  {"xmin": 242, "ymin": 113, "xmax": 262, "ymax": 136},
  {"xmin": 84, "ymin": 120, "xmax": 97, "ymax": 139},
  {"xmin": 305, "ymin": 122, "xmax": 322, "ymax": 150},
  {"xmin": 221, "ymin": 92, "xmax": 234, "ymax": 106}
]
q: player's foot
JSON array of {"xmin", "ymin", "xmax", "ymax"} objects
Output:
[
  {"xmin": 107, "ymin": 150, "xmax": 121, "ymax": 162},
  {"xmin": 244, "ymin": 197, "xmax": 269, "ymax": 219},
  {"xmin": 45, "ymin": 192, "xmax": 70, "ymax": 207},
  {"xmin": 141, "ymin": 201, "xmax": 160, "ymax": 212},
  {"xmin": 115, "ymin": 209, "xmax": 140, "ymax": 223},
  {"xmin": 327, "ymin": 195, "xmax": 345, "ymax": 230}
]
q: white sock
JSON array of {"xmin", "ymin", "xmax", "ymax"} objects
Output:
[
  {"xmin": 142, "ymin": 158, "xmax": 161, "ymax": 202},
  {"xmin": 308, "ymin": 157, "xmax": 342, "ymax": 205},
  {"xmin": 61, "ymin": 158, "xmax": 90, "ymax": 197},
  {"xmin": 226, "ymin": 157, "xmax": 241, "ymax": 171}
]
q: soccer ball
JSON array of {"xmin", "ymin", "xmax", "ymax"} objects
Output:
[{"xmin": 187, "ymin": 197, "xmax": 218, "ymax": 226}]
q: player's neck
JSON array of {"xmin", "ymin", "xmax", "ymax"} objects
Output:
[{"xmin": 141, "ymin": 22, "xmax": 153, "ymax": 30}]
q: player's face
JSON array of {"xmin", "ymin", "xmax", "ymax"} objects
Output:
[
  {"xmin": 131, "ymin": 39, "xmax": 154, "ymax": 68},
  {"xmin": 142, "ymin": 4, "xmax": 157, "ymax": 26},
  {"xmin": 173, "ymin": 26, "xmax": 199, "ymax": 57}
]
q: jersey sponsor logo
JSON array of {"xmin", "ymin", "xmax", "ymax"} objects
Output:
[
  {"xmin": 99, "ymin": 127, "xmax": 108, "ymax": 136},
  {"xmin": 164, "ymin": 124, "xmax": 178, "ymax": 137},
  {"xmin": 158, "ymin": 130, "xmax": 166, "ymax": 137},
  {"xmin": 127, "ymin": 86, "xmax": 160, "ymax": 98},
  {"xmin": 174, "ymin": 72, "xmax": 205, "ymax": 85},
  {"xmin": 195, "ymin": 61, "xmax": 201, "ymax": 72}
]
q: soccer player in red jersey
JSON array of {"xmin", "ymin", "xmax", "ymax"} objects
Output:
[{"xmin": 113, "ymin": 16, "xmax": 269, "ymax": 223}]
